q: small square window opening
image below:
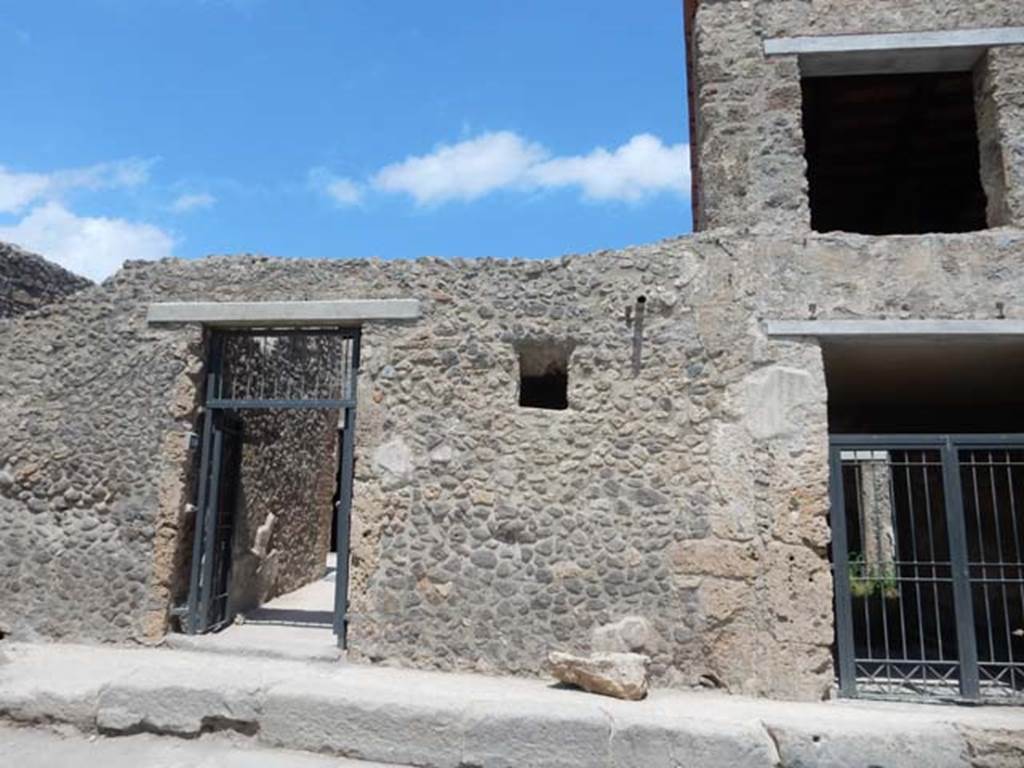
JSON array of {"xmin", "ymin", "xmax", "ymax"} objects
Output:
[{"xmin": 517, "ymin": 341, "xmax": 571, "ymax": 410}]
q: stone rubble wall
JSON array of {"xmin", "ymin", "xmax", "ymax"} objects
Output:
[
  {"xmin": 691, "ymin": 0, "xmax": 1024, "ymax": 232},
  {"xmin": 0, "ymin": 279, "xmax": 204, "ymax": 642},
  {"xmin": 225, "ymin": 408, "xmax": 338, "ymax": 618},
  {"xmin": 1, "ymin": 230, "xmax": 1023, "ymax": 699},
  {"xmin": 975, "ymin": 46, "xmax": 1024, "ymax": 228},
  {"xmin": 0, "ymin": 242, "xmax": 91, "ymax": 319}
]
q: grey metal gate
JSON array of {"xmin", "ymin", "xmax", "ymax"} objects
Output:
[
  {"xmin": 184, "ymin": 327, "xmax": 361, "ymax": 646},
  {"xmin": 830, "ymin": 435, "xmax": 1024, "ymax": 702}
]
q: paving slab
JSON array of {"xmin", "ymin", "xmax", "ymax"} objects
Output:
[
  {"xmin": 165, "ymin": 621, "xmax": 340, "ymax": 662},
  {"xmin": 1, "ymin": 641, "xmax": 1023, "ymax": 768},
  {"xmin": 165, "ymin": 556, "xmax": 340, "ymax": 662},
  {"xmin": 0, "ymin": 724, "xmax": 403, "ymax": 767}
]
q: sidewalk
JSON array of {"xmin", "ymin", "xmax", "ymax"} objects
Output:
[
  {"xmin": 1, "ymin": 641, "xmax": 1022, "ymax": 767},
  {"xmin": 0, "ymin": 724, "xmax": 401, "ymax": 768},
  {"xmin": 165, "ymin": 555, "xmax": 340, "ymax": 662}
]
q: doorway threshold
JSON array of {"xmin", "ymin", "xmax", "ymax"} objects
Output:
[{"xmin": 167, "ymin": 555, "xmax": 343, "ymax": 663}]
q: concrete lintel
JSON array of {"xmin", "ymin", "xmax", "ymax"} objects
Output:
[
  {"xmin": 765, "ymin": 27, "xmax": 1024, "ymax": 77},
  {"xmin": 765, "ymin": 27, "xmax": 1024, "ymax": 57},
  {"xmin": 764, "ymin": 319, "xmax": 1024, "ymax": 338},
  {"xmin": 147, "ymin": 299, "xmax": 421, "ymax": 327}
]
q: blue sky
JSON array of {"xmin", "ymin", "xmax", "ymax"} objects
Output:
[{"xmin": 0, "ymin": 1, "xmax": 691, "ymax": 280}]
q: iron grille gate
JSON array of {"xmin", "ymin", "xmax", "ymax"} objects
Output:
[
  {"xmin": 830, "ymin": 434, "xmax": 1024, "ymax": 702},
  {"xmin": 184, "ymin": 327, "xmax": 361, "ymax": 646}
]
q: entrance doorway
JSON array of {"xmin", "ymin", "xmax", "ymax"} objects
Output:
[
  {"xmin": 823, "ymin": 335, "xmax": 1024, "ymax": 701},
  {"xmin": 182, "ymin": 327, "xmax": 360, "ymax": 649},
  {"xmin": 831, "ymin": 435, "xmax": 1024, "ymax": 702}
]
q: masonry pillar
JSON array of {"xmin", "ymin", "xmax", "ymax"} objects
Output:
[
  {"xmin": 690, "ymin": 1, "xmax": 811, "ymax": 233},
  {"xmin": 974, "ymin": 47, "xmax": 1024, "ymax": 228}
]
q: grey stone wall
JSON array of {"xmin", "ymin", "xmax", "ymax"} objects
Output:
[
  {"xmin": 2, "ymin": 229, "xmax": 1023, "ymax": 700},
  {"xmin": 975, "ymin": 46, "xmax": 1024, "ymax": 228},
  {"xmin": 0, "ymin": 242, "xmax": 91, "ymax": 319},
  {"xmin": 691, "ymin": 0, "xmax": 1024, "ymax": 232},
  {"xmin": 0, "ymin": 276, "xmax": 203, "ymax": 642},
  {"xmin": 226, "ymin": 409, "xmax": 338, "ymax": 618}
]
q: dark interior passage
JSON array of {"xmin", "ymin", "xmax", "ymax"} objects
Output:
[
  {"xmin": 802, "ymin": 71, "xmax": 988, "ymax": 235},
  {"xmin": 824, "ymin": 338, "xmax": 1024, "ymax": 434}
]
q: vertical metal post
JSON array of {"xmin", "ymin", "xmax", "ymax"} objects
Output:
[
  {"xmin": 333, "ymin": 331, "xmax": 360, "ymax": 649},
  {"xmin": 630, "ymin": 296, "xmax": 646, "ymax": 377},
  {"xmin": 192, "ymin": 334, "xmax": 228, "ymax": 635},
  {"xmin": 942, "ymin": 437, "xmax": 980, "ymax": 699},
  {"xmin": 829, "ymin": 444, "xmax": 858, "ymax": 697},
  {"xmin": 186, "ymin": 334, "xmax": 224, "ymax": 635},
  {"xmin": 185, "ymin": 406, "xmax": 214, "ymax": 635},
  {"xmin": 196, "ymin": 422, "xmax": 225, "ymax": 634}
]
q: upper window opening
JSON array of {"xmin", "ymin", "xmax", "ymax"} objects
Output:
[
  {"xmin": 801, "ymin": 71, "xmax": 988, "ymax": 235},
  {"xmin": 517, "ymin": 341, "xmax": 571, "ymax": 411}
]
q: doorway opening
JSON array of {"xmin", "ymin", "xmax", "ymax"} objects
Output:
[
  {"xmin": 177, "ymin": 327, "xmax": 360, "ymax": 653},
  {"xmin": 824, "ymin": 336, "xmax": 1024, "ymax": 702}
]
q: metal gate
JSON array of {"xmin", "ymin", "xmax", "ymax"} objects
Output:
[
  {"xmin": 184, "ymin": 327, "xmax": 360, "ymax": 645},
  {"xmin": 830, "ymin": 435, "xmax": 1024, "ymax": 702}
]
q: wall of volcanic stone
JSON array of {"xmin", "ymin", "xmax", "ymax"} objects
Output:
[
  {"xmin": 0, "ymin": 242, "xmax": 91, "ymax": 319},
  {"xmin": 0, "ymin": 277, "xmax": 204, "ymax": 642},
  {"xmin": 690, "ymin": 0, "xmax": 1024, "ymax": 232},
  {"xmin": 2, "ymin": 230, "xmax": 1023, "ymax": 700},
  {"xmin": 225, "ymin": 408, "xmax": 339, "ymax": 619}
]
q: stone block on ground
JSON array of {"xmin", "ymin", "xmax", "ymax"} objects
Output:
[{"xmin": 547, "ymin": 651, "xmax": 650, "ymax": 701}]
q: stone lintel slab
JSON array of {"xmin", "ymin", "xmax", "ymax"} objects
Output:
[
  {"xmin": 764, "ymin": 319, "xmax": 1024, "ymax": 339},
  {"xmin": 764, "ymin": 27, "xmax": 1024, "ymax": 77},
  {"xmin": 146, "ymin": 299, "xmax": 421, "ymax": 327},
  {"xmin": 765, "ymin": 27, "xmax": 1024, "ymax": 57}
]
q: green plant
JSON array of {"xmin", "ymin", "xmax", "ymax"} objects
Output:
[{"xmin": 848, "ymin": 553, "xmax": 900, "ymax": 600}]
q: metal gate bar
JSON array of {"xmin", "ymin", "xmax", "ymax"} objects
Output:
[
  {"xmin": 333, "ymin": 403, "xmax": 357, "ymax": 647},
  {"xmin": 207, "ymin": 328, "xmax": 358, "ymax": 410},
  {"xmin": 203, "ymin": 415, "xmax": 243, "ymax": 633},
  {"xmin": 185, "ymin": 407, "xmax": 214, "ymax": 634},
  {"xmin": 961, "ymin": 447, "xmax": 1024, "ymax": 698},
  {"xmin": 941, "ymin": 437, "xmax": 980, "ymax": 699},
  {"xmin": 830, "ymin": 434, "xmax": 1024, "ymax": 703}
]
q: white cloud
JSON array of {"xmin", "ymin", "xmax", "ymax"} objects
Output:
[
  {"xmin": 0, "ymin": 168, "xmax": 51, "ymax": 213},
  {"xmin": 309, "ymin": 168, "xmax": 363, "ymax": 207},
  {"xmin": 0, "ymin": 159, "xmax": 152, "ymax": 214},
  {"xmin": 54, "ymin": 159, "xmax": 152, "ymax": 192},
  {"xmin": 341, "ymin": 131, "xmax": 689, "ymax": 207},
  {"xmin": 324, "ymin": 177, "xmax": 363, "ymax": 207},
  {"xmin": 0, "ymin": 201, "xmax": 175, "ymax": 281},
  {"xmin": 171, "ymin": 191, "xmax": 217, "ymax": 213},
  {"xmin": 530, "ymin": 134, "xmax": 690, "ymax": 202},
  {"xmin": 371, "ymin": 131, "xmax": 547, "ymax": 205}
]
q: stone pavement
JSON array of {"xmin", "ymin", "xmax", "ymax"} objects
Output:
[
  {"xmin": 0, "ymin": 723, "xmax": 401, "ymax": 768},
  {"xmin": 1, "ymin": 641, "xmax": 1023, "ymax": 768},
  {"xmin": 165, "ymin": 554, "xmax": 341, "ymax": 662}
]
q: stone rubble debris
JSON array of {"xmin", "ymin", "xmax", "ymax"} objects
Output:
[{"xmin": 548, "ymin": 650, "xmax": 650, "ymax": 701}]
